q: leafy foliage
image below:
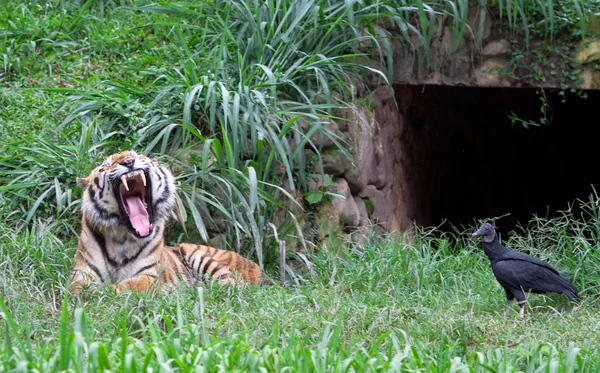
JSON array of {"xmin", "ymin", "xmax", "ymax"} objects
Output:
[
  {"xmin": 0, "ymin": 0, "xmax": 471, "ymax": 264},
  {"xmin": 2, "ymin": 0, "xmax": 596, "ymax": 261},
  {"xmin": 494, "ymin": 0, "xmax": 600, "ymax": 41}
]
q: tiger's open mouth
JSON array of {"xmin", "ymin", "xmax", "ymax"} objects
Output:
[{"xmin": 117, "ymin": 170, "xmax": 153, "ymax": 237}]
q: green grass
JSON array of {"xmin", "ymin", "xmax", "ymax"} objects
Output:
[{"xmin": 1, "ymin": 215, "xmax": 600, "ymax": 371}]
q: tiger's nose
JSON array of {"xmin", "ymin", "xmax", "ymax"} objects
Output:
[{"xmin": 119, "ymin": 157, "xmax": 135, "ymax": 168}]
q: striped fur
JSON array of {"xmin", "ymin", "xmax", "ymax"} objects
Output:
[{"xmin": 70, "ymin": 150, "xmax": 262, "ymax": 293}]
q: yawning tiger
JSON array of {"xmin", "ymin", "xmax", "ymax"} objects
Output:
[{"xmin": 70, "ymin": 150, "xmax": 262, "ymax": 293}]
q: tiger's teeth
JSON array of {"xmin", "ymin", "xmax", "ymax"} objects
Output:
[
  {"xmin": 136, "ymin": 229, "xmax": 140, "ymax": 235},
  {"xmin": 144, "ymin": 202, "xmax": 148, "ymax": 209},
  {"xmin": 140, "ymin": 172, "xmax": 146, "ymax": 186},
  {"xmin": 149, "ymin": 224, "xmax": 153, "ymax": 232},
  {"xmin": 121, "ymin": 176, "xmax": 129, "ymax": 191}
]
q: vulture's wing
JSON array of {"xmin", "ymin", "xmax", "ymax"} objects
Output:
[{"xmin": 493, "ymin": 258, "xmax": 576, "ymax": 296}]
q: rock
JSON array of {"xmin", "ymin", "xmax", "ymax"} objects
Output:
[
  {"xmin": 576, "ymin": 39, "xmax": 600, "ymax": 64},
  {"xmin": 370, "ymin": 86, "xmax": 400, "ymax": 189},
  {"xmin": 441, "ymin": 30, "xmax": 473, "ymax": 85},
  {"xmin": 270, "ymin": 178, "xmax": 312, "ymax": 251},
  {"xmin": 475, "ymin": 58, "xmax": 511, "ymax": 87},
  {"xmin": 275, "ymin": 160, "xmax": 286, "ymax": 176},
  {"xmin": 209, "ymin": 234, "xmax": 225, "ymax": 249},
  {"xmin": 322, "ymin": 149, "xmax": 352, "ymax": 176},
  {"xmin": 294, "ymin": 6, "xmax": 600, "ymax": 246},
  {"xmin": 382, "ymin": 6, "xmax": 595, "ymax": 90},
  {"xmin": 440, "ymin": 26, "xmax": 467, "ymax": 55},
  {"xmin": 358, "ymin": 184, "xmax": 378, "ymax": 199},
  {"xmin": 331, "ymin": 178, "xmax": 360, "ymax": 228},
  {"xmin": 358, "ymin": 185, "xmax": 389, "ymax": 229},
  {"xmin": 300, "ymin": 118, "xmax": 343, "ymax": 149},
  {"xmin": 308, "ymin": 173, "xmax": 334, "ymax": 193},
  {"xmin": 314, "ymin": 202, "xmax": 341, "ymax": 241},
  {"xmin": 580, "ymin": 68, "xmax": 600, "ymax": 90},
  {"xmin": 354, "ymin": 196, "xmax": 370, "ymax": 227},
  {"xmin": 468, "ymin": 7, "xmax": 493, "ymax": 42},
  {"xmin": 342, "ymin": 106, "xmax": 378, "ymax": 193},
  {"xmin": 482, "ymin": 40, "xmax": 511, "ymax": 56},
  {"xmin": 373, "ymin": 141, "xmax": 387, "ymax": 188},
  {"xmin": 208, "ymin": 211, "xmax": 228, "ymax": 232},
  {"xmin": 315, "ymin": 120, "xmax": 342, "ymax": 149},
  {"xmin": 314, "ymin": 178, "xmax": 360, "ymax": 240}
]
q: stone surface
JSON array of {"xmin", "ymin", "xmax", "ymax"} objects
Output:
[
  {"xmin": 374, "ymin": 6, "xmax": 600, "ymax": 90},
  {"xmin": 209, "ymin": 234, "xmax": 225, "ymax": 249},
  {"xmin": 302, "ymin": 119, "xmax": 342, "ymax": 150},
  {"xmin": 341, "ymin": 106, "xmax": 378, "ymax": 193},
  {"xmin": 331, "ymin": 178, "xmax": 360, "ymax": 228},
  {"xmin": 314, "ymin": 202, "xmax": 341, "ymax": 242},
  {"xmin": 475, "ymin": 59, "xmax": 511, "ymax": 87},
  {"xmin": 358, "ymin": 185, "xmax": 388, "ymax": 230},
  {"xmin": 358, "ymin": 184, "xmax": 378, "ymax": 199},
  {"xmin": 308, "ymin": 173, "xmax": 333, "ymax": 192},
  {"xmin": 370, "ymin": 86, "xmax": 399, "ymax": 189},
  {"xmin": 576, "ymin": 39, "xmax": 600, "ymax": 64},
  {"xmin": 322, "ymin": 150, "xmax": 352, "ymax": 176},
  {"xmin": 314, "ymin": 178, "xmax": 360, "ymax": 241},
  {"xmin": 581, "ymin": 69, "xmax": 600, "ymax": 90},
  {"xmin": 482, "ymin": 40, "xmax": 511, "ymax": 56},
  {"xmin": 271, "ymin": 178, "xmax": 312, "ymax": 251},
  {"xmin": 354, "ymin": 196, "xmax": 370, "ymax": 227}
]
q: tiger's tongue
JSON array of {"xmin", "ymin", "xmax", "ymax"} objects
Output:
[{"xmin": 125, "ymin": 196, "xmax": 150, "ymax": 237}]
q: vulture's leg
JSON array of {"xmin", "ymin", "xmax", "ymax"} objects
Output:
[
  {"xmin": 513, "ymin": 289, "xmax": 527, "ymax": 318},
  {"xmin": 503, "ymin": 288, "xmax": 515, "ymax": 317}
]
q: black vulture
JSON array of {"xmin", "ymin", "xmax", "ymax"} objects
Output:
[{"xmin": 472, "ymin": 223, "xmax": 578, "ymax": 317}]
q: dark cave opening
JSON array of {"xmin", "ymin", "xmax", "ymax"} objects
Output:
[{"xmin": 397, "ymin": 85, "xmax": 600, "ymax": 235}]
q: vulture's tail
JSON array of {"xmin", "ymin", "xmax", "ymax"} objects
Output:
[{"xmin": 557, "ymin": 275, "xmax": 578, "ymax": 301}]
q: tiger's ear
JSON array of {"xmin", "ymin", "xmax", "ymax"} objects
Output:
[{"xmin": 76, "ymin": 177, "xmax": 90, "ymax": 189}]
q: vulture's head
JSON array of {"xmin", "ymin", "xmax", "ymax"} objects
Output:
[{"xmin": 472, "ymin": 223, "xmax": 497, "ymax": 243}]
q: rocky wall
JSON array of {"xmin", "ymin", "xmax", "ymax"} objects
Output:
[
  {"xmin": 298, "ymin": 85, "xmax": 414, "ymax": 244},
  {"xmin": 384, "ymin": 9, "xmax": 600, "ymax": 89},
  {"xmin": 281, "ymin": 7, "xmax": 600, "ymax": 245}
]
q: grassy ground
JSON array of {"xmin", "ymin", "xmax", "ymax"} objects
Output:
[
  {"xmin": 2, "ymin": 1, "xmax": 600, "ymax": 371},
  {"xmin": 1, "ymin": 220, "xmax": 600, "ymax": 371}
]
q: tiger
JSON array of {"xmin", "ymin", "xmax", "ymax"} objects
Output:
[{"xmin": 70, "ymin": 150, "xmax": 262, "ymax": 293}]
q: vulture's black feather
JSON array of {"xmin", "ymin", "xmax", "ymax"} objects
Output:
[{"xmin": 472, "ymin": 223, "xmax": 578, "ymax": 317}]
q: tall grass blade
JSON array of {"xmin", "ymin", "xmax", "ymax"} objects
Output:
[{"xmin": 59, "ymin": 293, "xmax": 70, "ymax": 372}]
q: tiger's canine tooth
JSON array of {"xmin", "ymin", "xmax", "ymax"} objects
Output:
[
  {"xmin": 140, "ymin": 172, "xmax": 146, "ymax": 186},
  {"xmin": 121, "ymin": 176, "xmax": 129, "ymax": 191}
]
